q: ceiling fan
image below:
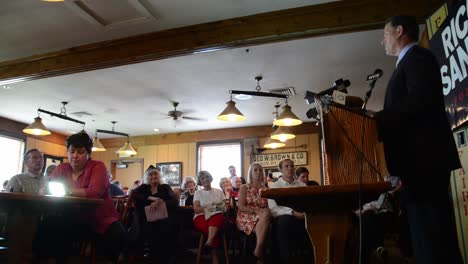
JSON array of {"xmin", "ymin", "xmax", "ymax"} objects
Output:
[{"xmin": 166, "ymin": 101, "xmax": 205, "ymax": 121}]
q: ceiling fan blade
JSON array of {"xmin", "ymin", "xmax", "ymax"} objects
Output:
[{"xmin": 182, "ymin": 116, "xmax": 206, "ymax": 121}]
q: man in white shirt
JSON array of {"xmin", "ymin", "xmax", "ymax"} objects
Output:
[
  {"xmin": 268, "ymin": 158, "xmax": 311, "ymax": 263},
  {"xmin": 6, "ymin": 148, "xmax": 46, "ymax": 193}
]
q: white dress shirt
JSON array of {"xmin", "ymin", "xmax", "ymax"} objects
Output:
[{"xmin": 268, "ymin": 176, "xmax": 306, "ymax": 217}]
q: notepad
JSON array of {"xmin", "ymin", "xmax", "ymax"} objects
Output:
[{"xmin": 144, "ymin": 200, "xmax": 168, "ymax": 222}]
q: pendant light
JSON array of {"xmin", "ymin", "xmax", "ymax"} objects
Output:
[
  {"xmin": 92, "ymin": 132, "xmax": 106, "ymax": 152},
  {"xmin": 263, "ymin": 137, "xmax": 286, "ymax": 149},
  {"xmin": 270, "ymin": 126, "xmax": 295, "ymax": 142},
  {"xmin": 23, "ymin": 115, "xmax": 51, "ymax": 136},
  {"xmin": 273, "ymin": 100, "xmax": 303, "ymax": 127},
  {"xmin": 23, "ymin": 102, "xmax": 85, "ymax": 136},
  {"xmin": 117, "ymin": 138, "xmax": 138, "ymax": 156},
  {"xmin": 95, "ymin": 121, "xmax": 137, "ymax": 155},
  {"xmin": 217, "ymin": 94, "xmax": 246, "ymax": 122}
]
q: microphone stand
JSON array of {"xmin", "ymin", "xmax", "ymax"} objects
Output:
[{"xmin": 361, "ymin": 79, "xmax": 378, "ymax": 110}]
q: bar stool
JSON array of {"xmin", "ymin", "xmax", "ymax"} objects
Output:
[{"xmin": 196, "ymin": 231, "xmax": 229, "ymax": 264}]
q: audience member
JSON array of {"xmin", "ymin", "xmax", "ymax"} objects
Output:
[
  {"xmin": 7, "ymin": 148, "xmax": 46, "ymax": 193},
  {"xmin": 133, "ymin": 165, "xmax": 178, "ymax": 264},
  {"xmin": 122, "ymin": 186, "xmax": 129, "ymax": 194},
  {"xmin": 295, "ymin": 167, "xmax": 319, "ymax": 186},
  {"xmin": 127, "ymin": 179, "xmax": 142, "ymax": 196},
  {"xmin": 2, "ymin": 180, "xmax": 8, "ymax": 191},
  {"xmin": 355, "ymin": 175, "xmax": 402, "ymax": 263},
  {"xmin": 229, "ymin": 165, "xmax": 245, "ymax": 184},
  {"xmin": 193, "ymin": 170, "xmax": 225, "ymax": 264},
  {"xmin": 231, "ymin": 176, "xmax": 242, "ymax": 197},
  {"xmin": 34, "ymin": 133, "xmax": 126, "ymax": 262},
  {"xmin": 237, "ymin": 163, "xmax": 271, "ymax": 262},
  {"xmin": 181, "ymin": 176, "xmax": 197, "ymax": 206},
  {"xmin": 268, "ymin": 158, "xmax": 311, "ymax": 263},
  {"xmin": 44, "ymin": 164, "xmax": 57, "ymax": 177},
  {"xmin": 219, "ymin": 177, "xmax": 233, "ymax": 199},
  {"xmin": 110, "ymin": 179, "xmax": 125, "ymax": 197}
]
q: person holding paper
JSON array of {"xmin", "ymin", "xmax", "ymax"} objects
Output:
[
  {"xmin": 193, "ymin": 170, "xmax": 225, "ymax": 264},
  {"xmin": 133, "ymin": 165, "xmax": 178, "ymax": 264}
]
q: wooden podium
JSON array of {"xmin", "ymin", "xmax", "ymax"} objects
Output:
[
  {"xmin": 320, "ymin": 102, "xmax": 387, "ymax": 184},
  {"xmin": 262, "ymin": 101, "xmax": 390, "ymax": 263},
  {"xmin": 262, "ymin": 182, "xmax": 390, "ymax": 264}
]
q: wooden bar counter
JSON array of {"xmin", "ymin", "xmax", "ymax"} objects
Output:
[
  {"xmin": 0, "ymin": 192, "xmax": 103, "ymax": 263},
  {"xmin": 261, "ymin": 182, "xmax": 390, "ymax": 264}
]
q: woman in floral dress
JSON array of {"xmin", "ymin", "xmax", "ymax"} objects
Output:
[{"xmin": 236, "ymin": 162, "xmax": 271, "ymax": 262}]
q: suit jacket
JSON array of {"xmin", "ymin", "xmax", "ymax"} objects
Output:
[{"xmin": 379, "ymin": 45, "xmax": 461, "ymax": 177}]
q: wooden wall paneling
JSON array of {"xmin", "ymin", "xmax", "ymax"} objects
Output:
[
  {"xmin": 26, "ymin": 138, "xmax": 67, "ymax": 158},
  {"xmin": 308, "ymin": 133, "xmax": 321, "ymax": 184},
  {"xmin": 176, "ymin": 143, "xmax": 188, "ymax": 178},
  {"xmin": 187, "ymin": 143, "xmax": 197, "ymax": 177},
  {"xmin": 135, "ymin": 145, "xmax": 158, "ymax": 171},
  {"xmin": 100, "ymin": 123, "xmax": 319, "ymax": 148},
  {"xmin": 157, "ymin": 144, "xmax": 169, "ymax": 163},
  {"xmin": 114, "ymin": 163, "xmax": 141, "ymax": 188}
]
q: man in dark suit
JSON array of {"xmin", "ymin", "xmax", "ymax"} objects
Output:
[{"xmin": 379, "ymin": 15, "xmax": 462, "ymax": 264}]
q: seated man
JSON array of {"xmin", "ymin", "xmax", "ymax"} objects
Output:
[
  {"xmin": 6, "ymin": 148, "xmax": 46, "ymax": 193},
  {"xmin": 295, "ymin": 166, "xmax": 319, "ymax": 186},
  {"xmin": 268, "ymin": 158, "xmax": 312, "ymax": 264},
  {"xmin": 355, "ymin": 175, "xmax": 402, "ymax": 263}
]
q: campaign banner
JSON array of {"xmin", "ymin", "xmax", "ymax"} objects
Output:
[{"xmin": 428, "ymin": 1, "xmax": 468, "ymax": 129}]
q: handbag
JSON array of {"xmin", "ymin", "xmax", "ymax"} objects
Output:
[{"xmin": 144, "ymin": 201, "xmax": 168, "ymax": 222}]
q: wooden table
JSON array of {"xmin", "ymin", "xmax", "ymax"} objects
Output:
[
  {"xmin": 261, "ymin": 182, "xmax": 390, "ymax": 264},
  {"xmin": 0, "ymin": 192, "xmax": 103, "ymax": 264}
]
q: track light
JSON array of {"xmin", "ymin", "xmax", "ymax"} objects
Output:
[
  {"xmin": 263, "ymin": 138, "xmax": 286, "ymax": 149},
  {"xmin": 92, "ymin": 132, "xmax": 106, "ymax": 152},
  {"xmin": 117, "ymin": 139, "xmax": 138, "ymax": 156},
  {"xmin": 94, "ymin": 121, "xmax": 137, "ymax": 155},
  {"xmin": 217, "ymin": 95, "xmax": 246, "ymax": 122},
  {"xmin": 270, "ymin": 126, "xmax": 295, "ymax": 142},
  {"xmin": 23, "ymin": 115, "xmax": 51, "ymax": 136},
  {"xmin": 273, "ymin": 102, "xmax": 302, "ymax": 127},
  {"xmin": 23, "ymin": 102, "xmax": 85, "ymax": 136}
]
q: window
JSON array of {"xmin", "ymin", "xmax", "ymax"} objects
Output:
[
  {"xmin": 197, "ymin": 141, "xmax": 242, "ymax": 188},
  {"xmin": 0, "ymin": 134, "xmax": 25, "ymax": 189}
]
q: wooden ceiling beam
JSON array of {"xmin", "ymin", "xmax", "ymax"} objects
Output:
[{"xmin": 0, "ymin": 0, "xmax": 443, "ymax": 85}]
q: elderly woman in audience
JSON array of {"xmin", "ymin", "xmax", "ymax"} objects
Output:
[
  {"xmin": 193, "ymin": 170, "xmax": 225, "ymax": 264},
  {"xmin": 181, "ymin": 176, "xmax": 197, "ymax": 206},
  {"xmin": 133, "ymin": 165, "xmax": 178, "ymax": 264},
  {"xmin": 237, "ymin": 163, "xmax": 271, "ymax": 262},
  {"xmin": 35, "ymin": 133, "xmax": 126, "ymax": 262},
  {"xmin": 219, "ymin": 177, "xmax": 233, "ymax": 199},
  {"xmin": 231, "ymin": 176, "xmax": 242, "ymax": 198}
]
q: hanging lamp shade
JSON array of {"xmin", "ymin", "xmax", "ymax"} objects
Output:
[
  {"xmin": 117, "ymin": 140, "xmax": 137, "ymax": 156},
  {"xmin": 273, "ymin": 105, "xmax": 303, "ymax": 126},
  {"xmin": 270, "ymin": 126, "xmax": 295, "ymax": 142},
  {"xmin": 217, "ymin": 100, "xmax": 246, "ymax": 121},
  {"xmin": 263, "ymin": 138, "xmax": 286, "ymax": 149},
  {"xmin": 92, "ymin": 137, "xmax": 106, "ymax": 152},
  {"xmin": 23, "ymin": 116, "xmax": 51, "ymax": 136}
]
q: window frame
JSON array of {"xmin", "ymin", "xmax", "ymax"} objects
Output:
[{"xmin": 196, "ymin": 139, "xmax": 244, "ymax": 183}]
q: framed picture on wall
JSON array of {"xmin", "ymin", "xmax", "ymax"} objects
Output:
[
  {"xmin": 156, "ymin": 162, "xmax": 182, "ymax": 186},
  {"xmin": 42, "ymin": 154, "xmax": 64, "ymax": 176}
]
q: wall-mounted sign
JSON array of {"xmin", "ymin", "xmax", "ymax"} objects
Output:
[{"xmin": 252, "ymin": 151, "xmax": 308, "ymax": 168}]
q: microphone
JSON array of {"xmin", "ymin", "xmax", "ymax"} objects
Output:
[
  {"xmin": 316, "ymin": 78, "xmax": 351, "ymax": 96},
  {"xmin": 362, "ymin": 69, "xmax": 384, "ymax": 110},
  {"xmin": 366, "ymin": 69, "xmax": 383, "ymax": 81}
]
